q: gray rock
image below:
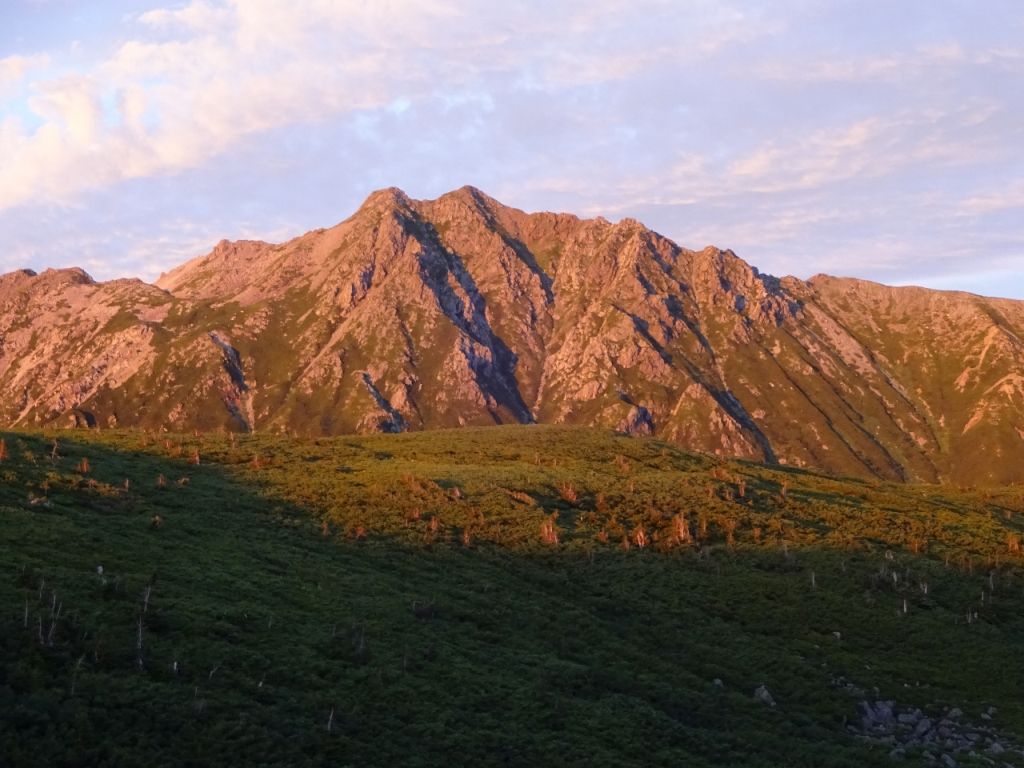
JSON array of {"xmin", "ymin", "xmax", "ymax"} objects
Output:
[
  {"xmin": 914, "ymin": 718, "xmax": 933, "ymax": 738},
  {"xmin": 873, "ymin": 700, "xmax": 896, "ymax": 724},
  {"xmin": 940, "ymin": 754, "xmax": 958, "ymax": 768},
  {"xmin": 754, "ymin": 685, "xmax": 776, "ymax": 707}
]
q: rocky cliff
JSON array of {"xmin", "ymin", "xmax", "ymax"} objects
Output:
[{"xmin": 3, "ymin": 186, "xmax": 1022, "ymax": 484}]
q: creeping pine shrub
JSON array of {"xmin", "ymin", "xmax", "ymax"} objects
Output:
[
  {"xmin": 613, "ymin": 453, "xmax": 631, "ymax": 474},
  {"xmin": 719, "ymin": 516, "xmax": 738, "ymax": 547}
]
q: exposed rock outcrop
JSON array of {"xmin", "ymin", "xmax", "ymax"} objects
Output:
[{"xmin": 3, "ymin": 186, "xmax": 1023, "ymax": 484}]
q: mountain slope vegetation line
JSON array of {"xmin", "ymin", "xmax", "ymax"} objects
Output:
[{"xmin": 2, "ymin": 186, "xmax": 1023, "ymax": 484}]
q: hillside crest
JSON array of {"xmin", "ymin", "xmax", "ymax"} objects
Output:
[{"xmin": 3, "ymin": 186, "xmax": 1023, "ymax": 484}]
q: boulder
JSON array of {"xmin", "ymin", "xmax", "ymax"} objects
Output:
[{"xmin": 754, "ymin": 685, "xmax": 776, "ymax": 707}]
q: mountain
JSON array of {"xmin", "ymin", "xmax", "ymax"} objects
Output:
[{"xmin": 2, "ymin": 186, "xmax": 1022, "ymax": 484}]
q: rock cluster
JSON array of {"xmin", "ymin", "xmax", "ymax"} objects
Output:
[{"xmin": 855, "ymin": 700, "xmax": 1022, "ymax": 766}]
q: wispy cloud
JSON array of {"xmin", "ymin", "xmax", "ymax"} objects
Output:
[
  {"xmin": 0, "ymin": 0, "xmax": 1022, "ymax": 297},
  {"xmin": 959, "ymin": 182, "xmax": 1024, "ymax": 215},
  {"xmin": 0, "ymin": 52, "xmax": 49, "ymax": 95},
  {"xmin": 0, "ymin": 0, "xmax": 778, "ymax": 212},
  {"xmin": 137, "ymin": 0, "xmax": 231, "ymax": 30},
  {"xmin": 726, "ymin": 106, "xmax": 1005, "ymax": 193},
  {"xmin": 753, "ymin": 44, "xmax": 970, "ymax": 83}
]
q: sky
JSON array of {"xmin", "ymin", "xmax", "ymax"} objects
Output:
[{"xmin": 1, "ymin": 1, "xmax": 1022, "ymax": 298}]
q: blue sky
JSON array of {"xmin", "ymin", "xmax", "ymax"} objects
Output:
[{"xmin": 1, "ymin": 1, "xmax": 1022, "ymax": 298}]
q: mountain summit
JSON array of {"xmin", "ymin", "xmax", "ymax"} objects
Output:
[{"xmin": 2, "ymin": 187, "xmax": 1022, "ymax": 483}]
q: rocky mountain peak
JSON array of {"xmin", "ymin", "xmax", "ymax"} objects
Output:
[
  {"xmin": 38, "ymin": 267, "xmax": 95, "ymax": 287},
  {"xmin": 357, "ymin": 186, "xmax": 414, "ymax": 214},
  {"xmin": 3, "ymin": 187, "xmax": 1023, "ymax": 484}
]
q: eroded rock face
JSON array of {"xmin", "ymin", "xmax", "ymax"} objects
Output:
[{"xmin": 3, "ymin": 185, "xmax": 1024, "ymax": 484}]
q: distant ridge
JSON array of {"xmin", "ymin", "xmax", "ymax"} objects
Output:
[{"xmin": 2, "ymin": 185, "xmax": 1023, "ymax": 484}]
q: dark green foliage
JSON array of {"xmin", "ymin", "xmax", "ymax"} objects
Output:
[{"xmin": 0, "ymin": 426, "xmax": 1022, "ymax": 766}]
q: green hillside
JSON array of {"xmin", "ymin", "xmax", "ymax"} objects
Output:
[{"xmin": 1, "ymin": 426, "xmax": 1023, "ymax": 766}]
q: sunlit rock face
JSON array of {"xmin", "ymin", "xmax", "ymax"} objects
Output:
[{"xmin": 3, "ymin": 186, "xmax": 1023, "ymax": 484}]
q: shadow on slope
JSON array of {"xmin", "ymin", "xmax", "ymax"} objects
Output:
[{"xmin": 0, "ymin": 429, "xmax": 1022, "ymax": 767}]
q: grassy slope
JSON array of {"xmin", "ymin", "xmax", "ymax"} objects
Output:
[{"xmin": 1, "ymin": 425, "xmax": 1023, "ymax": 767}]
